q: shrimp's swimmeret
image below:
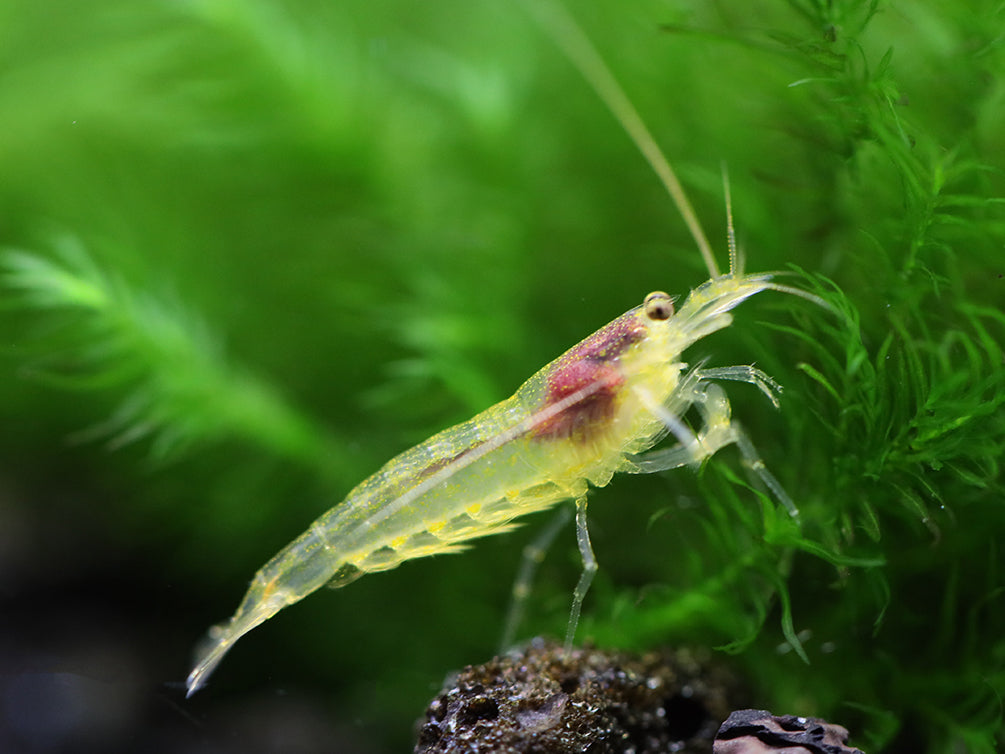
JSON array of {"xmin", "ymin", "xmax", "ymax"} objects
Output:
[{"xmin": 185, "ymin": 0, "xmax": 824, "ymax": 697}]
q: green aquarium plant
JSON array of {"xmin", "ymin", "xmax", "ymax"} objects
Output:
[{"xmin": 0, "ymin": 0, "xmax": 1002, "ymax": 752}]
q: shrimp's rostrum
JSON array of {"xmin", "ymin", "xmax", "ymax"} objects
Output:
[{"xmin": 185, "ymin": 0, "xmax": 822, "ymax": 697}]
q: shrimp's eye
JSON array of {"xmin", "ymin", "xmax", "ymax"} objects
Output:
[{"xmin": 643, "ymin": 291, "xmax": 674, "ymax": 321}]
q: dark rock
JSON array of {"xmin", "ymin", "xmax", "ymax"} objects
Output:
[
  {"xmin": 414, "ymin": 638, "xmax": 742, "ymax": 754},
  {"xmin": 714, "ymin": 709, "xmax": 865, "ymax": 754}
]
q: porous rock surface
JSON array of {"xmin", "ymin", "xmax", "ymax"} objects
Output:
[{"xmin": 414, "ymin": 639, "xmax": 740, "ymax": 754}]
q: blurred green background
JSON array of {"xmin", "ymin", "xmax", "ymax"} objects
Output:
[{"xmin": 1, "ymin": 0, "xmax": 1003, "ymax": 752}]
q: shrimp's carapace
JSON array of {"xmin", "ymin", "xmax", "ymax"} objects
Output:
[{"xmin": 532, "ymin": 312, "xmax": 644, "ymax": 442}]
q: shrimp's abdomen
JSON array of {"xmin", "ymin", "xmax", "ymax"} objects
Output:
[
  {"xmin": 186, "ymin": 308, "xmax": 668, "ymax": 696},
  {"xmin": 186, "ymin": 410, "xmax": 591, "ymax": 695}
]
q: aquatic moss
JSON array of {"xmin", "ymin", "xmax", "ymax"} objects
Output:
[{"xmin": 0, "ymin": 0, "xmax": 1002, "ymax": 751}]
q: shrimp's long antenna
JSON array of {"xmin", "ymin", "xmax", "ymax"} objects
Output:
[{"xmin": 523, "ymin": 0, "xmax": 720, "ymax": 279}]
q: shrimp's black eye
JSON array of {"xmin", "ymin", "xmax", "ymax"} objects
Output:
[{"xmin": 643, "ymin": 291, "xmax": 674, "ymax": 321}]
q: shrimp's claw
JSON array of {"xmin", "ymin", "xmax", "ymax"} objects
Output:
[{"xmin": 626, "ymin": 379, "xmax": 800, "ymax": 519}]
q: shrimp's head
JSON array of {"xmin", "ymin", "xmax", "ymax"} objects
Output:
[
  {"xmin": 528, "ymin": 272, "xmax": 814, "ymax": 446},
  {"xmin": 637, "ymin": 271, "xmax": 792, "ymax": 361},
  {"xmin": 614, "ymin": 271, "xmax": 792, "ymax": 398}
]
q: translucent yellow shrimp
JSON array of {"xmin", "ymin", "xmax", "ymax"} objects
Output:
[{"xmin": 185, "ymin": 1, "xmax": 823, "ymax": 697}]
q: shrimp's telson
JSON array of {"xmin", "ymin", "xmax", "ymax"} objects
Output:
[{"xmin": 185, "ymin": 268, "xmax": 802, "ymax": 697}]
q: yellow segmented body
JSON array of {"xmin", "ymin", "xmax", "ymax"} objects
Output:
[
  {"xmin": 185, "ymin": 271, "xmax": 794, "ymax": 696},
  {"xmin": 185, "ymin": 0, "xmax": 826, "ymax": 698}
]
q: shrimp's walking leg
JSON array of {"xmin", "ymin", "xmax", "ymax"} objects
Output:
[
  {"xmin": 564, "ymin": 497, "xmax": 597, "ymax": 653},
  {"xmin": 732, "ymin": 428, "xmax": 798, "ymax": 518},
  {"xmin": 697, "ymin": 365, "xmax": 783, "ymax": 408},
  {"xmin": 499, "ymin": 506, "xmax": 573, "ymax": 651},
  {"xmin": 629, "ymin": 382, "xmax": 799, "ymax": 517}
]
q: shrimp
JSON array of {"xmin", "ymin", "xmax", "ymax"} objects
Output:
[{"xmin": 185, "ymin": 0, "xmax": 824, "ymax": 697}]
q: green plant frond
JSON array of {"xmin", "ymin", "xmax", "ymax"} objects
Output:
[
  {"xmin": 843, "ymin": 701, "xmax": 901, "ymax": 751},
  {"xmin": 2, "ymin": 0, "xmax": 1003, "ymax": 749},
  {"xmin": 584, "ymin": 469, "xmax": 773, "ymax": 649},
  {"xmin": 2, "ymin": 246, "xmax": 111, "ymax": 311},
  {"xmin": 587, "ymin": 458, "xmax": 883, "ymax": 664},
  {"xmin": 1, "ymin": 238, "xmax": 351, "ymax": 481}
]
